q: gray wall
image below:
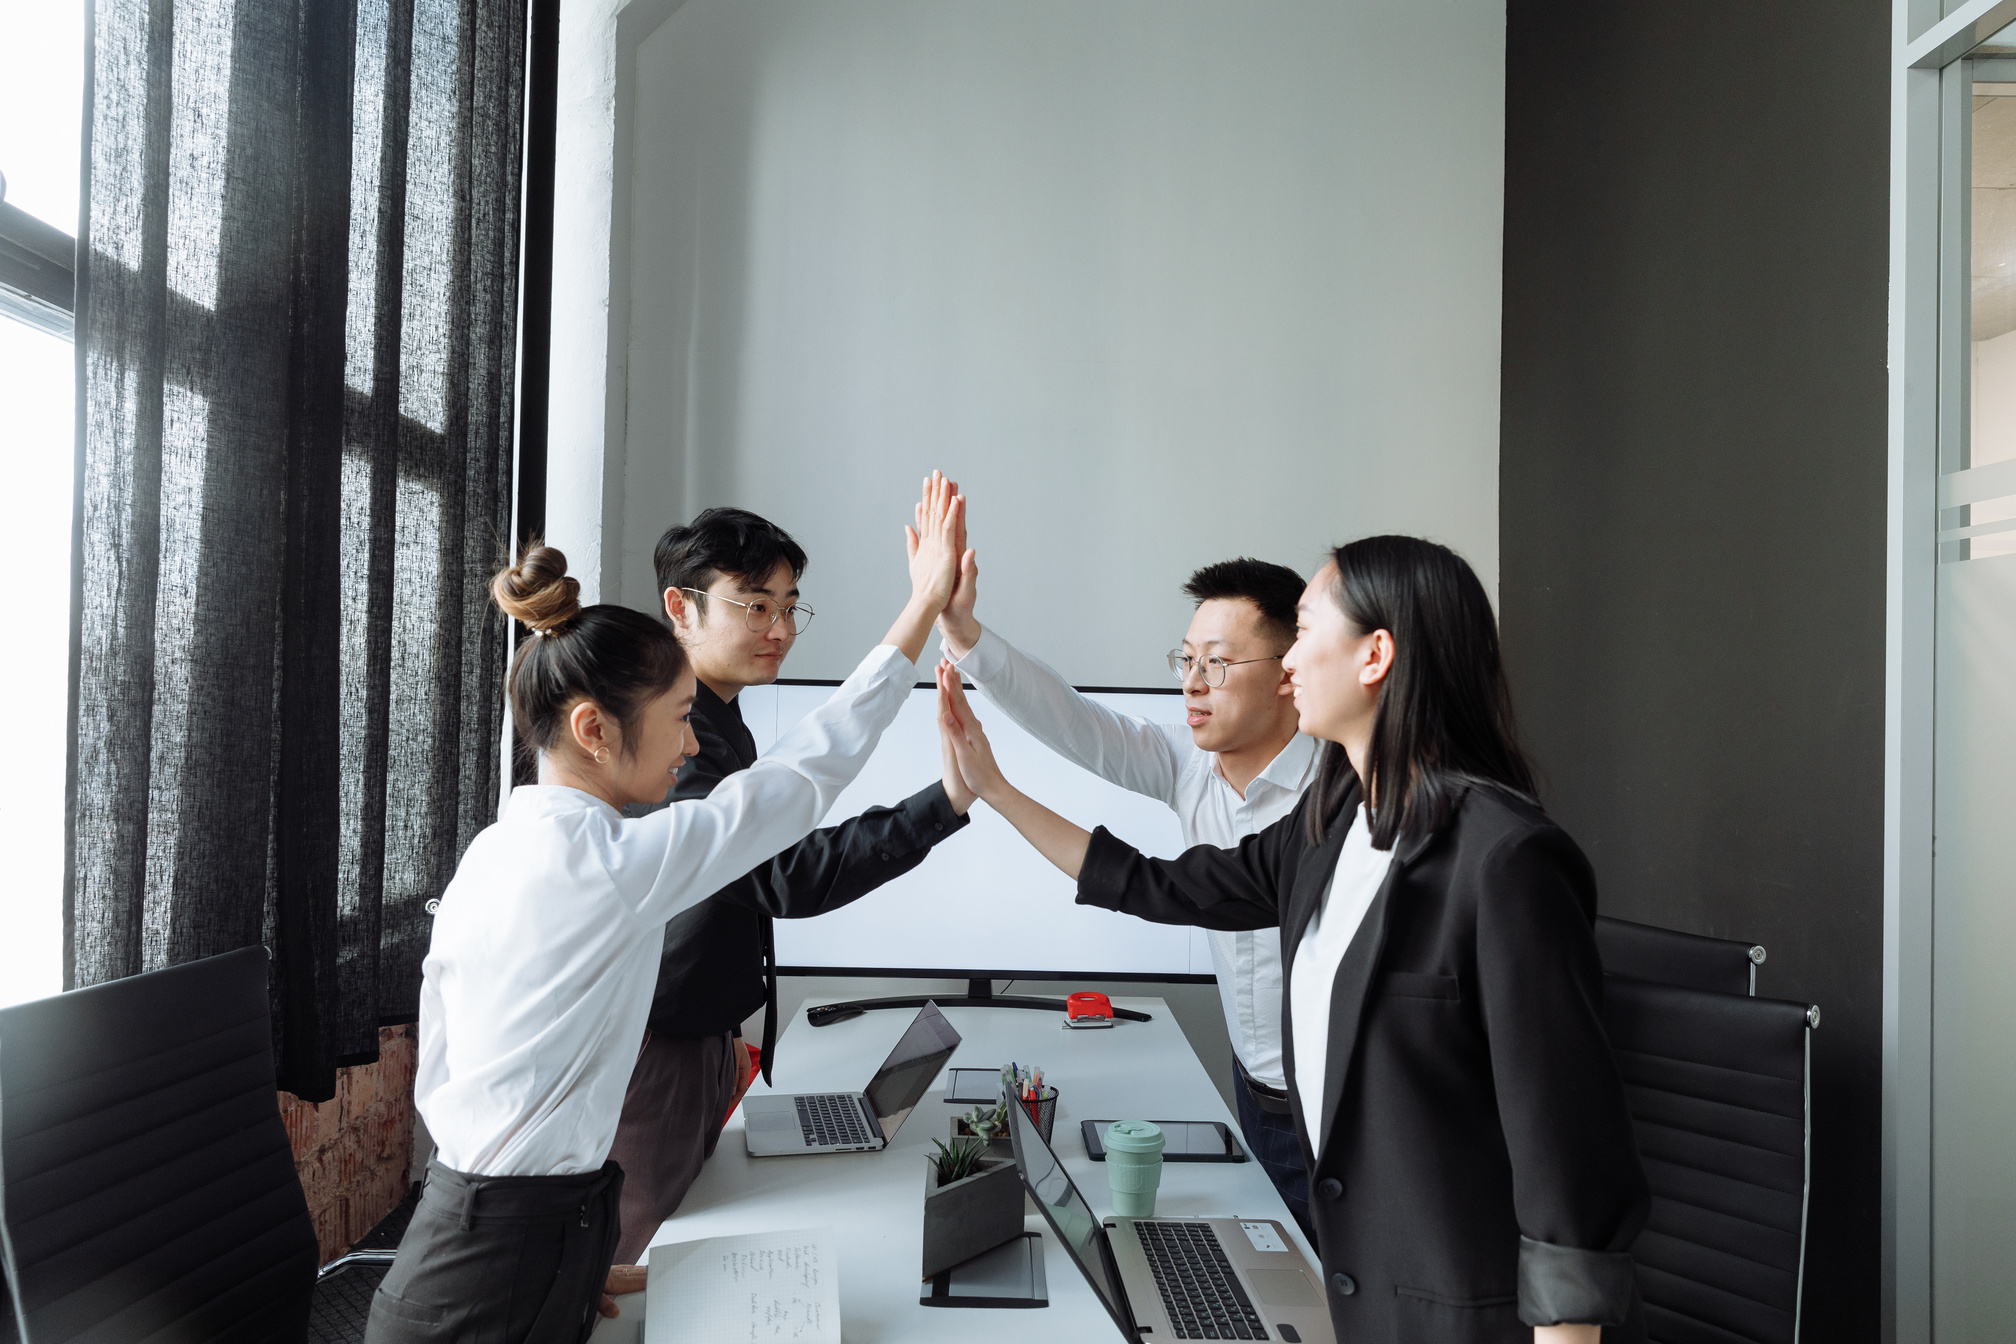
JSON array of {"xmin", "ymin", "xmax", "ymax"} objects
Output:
[
  {"xmin": 1499, "ymin": 3, "xmax": 1889, "ymax": 1339},
  {"xmin": 617, "ymin": 0, "xmax": 1507, "ymax": 682}
]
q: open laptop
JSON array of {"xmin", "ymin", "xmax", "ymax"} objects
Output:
[
  {"xmin": 741, "ymin": 1001, "xmax": 961, "ymax": 1156},
  {"xmin": 1006, "ymin": 1087, "xmax": 1334, "ymax": 1343}
]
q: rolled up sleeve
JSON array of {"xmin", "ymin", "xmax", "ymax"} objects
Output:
[
  {"xmin": 1517, "ymin": 1237, "xmax": 1639, "ymax": 1328},
  {"xmin": 1474, "ymin": 827, "xmax": 1649, "ymax": 1328}
]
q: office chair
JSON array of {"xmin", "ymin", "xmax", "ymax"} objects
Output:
[
  {"xmin": 1596, "ymin": 913, "xmax": 1767, "ymax": 996},
  {"xmin": 1603, "ymin": 973, "xmax": 1819, "ymax": 1344},
  {"xmin": 0, "ymin": 946, "xmax": 319, "ymax": 1342}
]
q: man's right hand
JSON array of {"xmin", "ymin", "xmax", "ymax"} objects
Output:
[{"xmin": 937, "ymin": 548, "xmax": 982, "ymax": 659}]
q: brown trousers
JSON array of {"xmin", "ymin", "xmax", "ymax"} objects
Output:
[{"xmin": 607, "ymin": 1030, "xmax": 740, "ymax": 1265}]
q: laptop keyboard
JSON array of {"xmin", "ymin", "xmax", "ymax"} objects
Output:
[
  {"xmin": 1135, "ymin": 1221, "xmax": 1270, "ymax": 1341},
  {"xmin": 794, "ymin": 1094, "xmax": 872, "ymax": 1147}
]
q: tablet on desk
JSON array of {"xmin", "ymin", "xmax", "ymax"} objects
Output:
[
  {"xmin": 943, "ymin": 1067, "xmax": 1002, "ymax": 1105},
  {"xmin": 1081, "ymin": 1119, "xmax": 1247, "ymax": 1163}
]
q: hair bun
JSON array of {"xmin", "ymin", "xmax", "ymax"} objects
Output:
[{"xmin": 491, "ymin": 542, "xmax": 581, "ymax": 633}]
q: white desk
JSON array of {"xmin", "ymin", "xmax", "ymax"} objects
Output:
[{"xmin": 593, "ymin": 996, "xmax": 1311, "ymax": 1342}]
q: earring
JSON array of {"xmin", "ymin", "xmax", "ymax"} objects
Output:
[{"xmin": 593, "ymin": 748, "xmax": 610, "ymax": 765}]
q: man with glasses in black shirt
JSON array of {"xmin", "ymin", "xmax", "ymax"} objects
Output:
[{"xmin": 604, "ymin": 503, "xmax": 975, "ymax": 1277}]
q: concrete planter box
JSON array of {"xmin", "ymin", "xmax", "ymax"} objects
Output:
[
  {"xmin": 949, "ymin": 1116, "xmax": 1014, "ymax": 1159},
  {"xmin": 921, "ymin": 1155, "xmax": 1024, "ymax": 1280}
]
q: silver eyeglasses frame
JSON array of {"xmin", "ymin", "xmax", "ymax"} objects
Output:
[
  {"xmin": 679, "ymin": 587, "xmax": 816, "ymax": 634},
  {"xmin": 1166, "ymin": 650, "xmax": 1283, "ymax": 688}
]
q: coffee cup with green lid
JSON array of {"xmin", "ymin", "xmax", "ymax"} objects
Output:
[{"xmin": 1102, "ymin": 1120, "xmax": 1166, "ymax": 1217}]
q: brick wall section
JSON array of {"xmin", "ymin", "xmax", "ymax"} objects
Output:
[{"xmin": 279, "ymin": 1024, "xmax": 418, "ymax": 1265}]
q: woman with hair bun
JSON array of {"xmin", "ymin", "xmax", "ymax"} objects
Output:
[
  {"xmin": 936, "ymin": 535, "xmax": 1649, "ymax": 1344},
  {"xmin": 365, "ymin": 475, "xmax": 969, "ymax": 1344}
]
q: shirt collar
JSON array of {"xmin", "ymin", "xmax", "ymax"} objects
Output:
[
  {"xmin": 1240, "ymin": 733, "xmax": 1319, "ymax": 795},
  {"xmin": 507, "ymin": 784, "xmax": 623, "ymax": 821},
  {"xmin": 693, "ymin": 677, "xmax": 740, "ymax": 723}
]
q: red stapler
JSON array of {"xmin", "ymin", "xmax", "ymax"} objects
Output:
[{"xmin": 1064, "ymin": 991, "xmax": 1116, "ymax": 1029}]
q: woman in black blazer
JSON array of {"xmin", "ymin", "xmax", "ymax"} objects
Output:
[{"xmin": 934, "ymin": 535, "xmax": 1647, "ymax": 1344}]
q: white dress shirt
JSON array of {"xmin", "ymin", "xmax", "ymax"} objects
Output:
[
  {"xmin": 951, "ymin": 628, "xmax": 1316, "ymax": 1090},
  {"xmin": 416, "ymin": 644, "xmax": 915, "ymax": 1177},
  {"xmin": 1289, "ymin": 806, "xmax": 1392, "ymax": 1138}
]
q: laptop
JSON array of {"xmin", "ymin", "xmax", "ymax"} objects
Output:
[
  {"xmin": 1006, "ymin": 1087, "xmax": 1335, "ymax": 1343},
  {"xmin": 741, "ymin": 1001, "xmax": 961, "ymax": 1156}
]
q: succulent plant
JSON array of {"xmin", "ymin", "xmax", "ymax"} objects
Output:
[
  {"xmin": 929, "ymin": 1137, "xmax": 989, "ymax": 1187},
  {"xmin": 962, "ymin": 1099, "xmax": 1007, "ymax": 1140}
]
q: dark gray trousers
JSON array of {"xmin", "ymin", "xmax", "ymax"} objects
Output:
[
  {"xmin": 364, "ymin": 1158, "xmax": 624, "ymax": 1344},
  {"xmin": 606, "ymin": 1030, "xmax": 739, "ymax": 1265}
]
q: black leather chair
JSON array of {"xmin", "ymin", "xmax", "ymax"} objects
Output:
[
  {"xmin": 1596, "ymin": 914, "xmax": 1767, "ymax": 996},
  {"xmin": 0, "ymin": 946, "xmax": 318, "ymax": 1342},
  {"xmin": 1603, "ymin": 973, "xmax": 1819, "ymax": 1344}
]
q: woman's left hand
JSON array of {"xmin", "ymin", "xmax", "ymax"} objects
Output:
[
  {"xmin": 937, "ymin": 660, "xmax": 1007, "ymax": 804},
  {"xmin": 939, "ymin": 665, "xmax": 979, "ymax": 815}
]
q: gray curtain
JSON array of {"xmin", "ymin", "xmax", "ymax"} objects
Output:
[{"xmin": 67, "ymin": 0, "xmax": 524, "ymax": 1100}]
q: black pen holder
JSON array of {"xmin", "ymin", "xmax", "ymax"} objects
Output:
[{"xmin": 1014, "ymin": 1087, "xmax": 1058, "ymax": 1144}]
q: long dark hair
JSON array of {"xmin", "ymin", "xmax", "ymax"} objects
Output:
[
  {"xmin": 1305, "ymin": 535, "xmax": 1535, "ymax": 850},
  {"xmin": 492, "ymin": 543, "xmax": 689, "ymax": 758}
]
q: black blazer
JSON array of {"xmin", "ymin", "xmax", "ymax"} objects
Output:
[
  {"xmin": 631, "ymin": 681, "xmax": 968, "ymax": 1062},
  {"xmin": 1078, "ymin": 779, "xmax": 1648, "ymax": 1342}
]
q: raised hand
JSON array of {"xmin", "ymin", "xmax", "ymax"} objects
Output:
[
  {"xmin": 938, "ymin": 548, "xmax": 982, "ymax": 656},
  {"xmin": 937, "ymin": 659, "xmax": 1007, "ymax": 803},
  {"xmin": 935, "ymin": 660, "xmax": 1094, "ymax": 878},
  {"xmin": 905, "ymin": 472, "xmax": 964, "ymax": 613},
  {"xmin": 938, "ymin": 664, "xmax": 978, "ymax": 816},
  {"xmin": 885, "ymin": 472, "xmax": 965, "ymax": 663}
]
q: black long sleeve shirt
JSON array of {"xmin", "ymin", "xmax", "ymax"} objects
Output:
[{"xmin": 632, "ymin": 680, "xmax": 969, "ymax": 1045}]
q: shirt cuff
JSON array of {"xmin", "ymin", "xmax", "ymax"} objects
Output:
[
  {"xmin": 896, "ymin": 782, "xmax": 973, "ymax": 843},
  {"xmin": 947, "ymin": 626, "xmax": 1009, "ymax": 683},
  {"xmin": 1516, "ymin": 1236, "xmax": 1638, "ymax": 1327},
  {"xmin": 863, "ymin": 642, "xmax": 916, "ymax": 679},
  {"xmin": 1074, "ymin": 827, "xmax": 1135, "ymax": 912}
]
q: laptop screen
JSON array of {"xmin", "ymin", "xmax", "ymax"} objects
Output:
[
  {"xmin": 860, "ymin": 1001, "xmax": 961, "ymax": 1140},
  {"xmin": 1006, "ymin": 1083, "xmax": 1134, "ymax": 1336}
]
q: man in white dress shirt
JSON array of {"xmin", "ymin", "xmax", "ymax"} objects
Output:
[{"xmin": 937, "ymin": 552, "xmax": 1319, "ymax": 1236}]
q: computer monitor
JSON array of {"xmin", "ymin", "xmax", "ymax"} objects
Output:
[
  {"xmin": 744, "ymin": 680, "xmax": 1209, "ymax": 983},
  {"xmin": 1005, "ymin": 1077, "xmax": 1136, "ymax": 1337},
  {"xmin": 861, "ymin": 1000, "xmax": 960, "ymax": 1139}
]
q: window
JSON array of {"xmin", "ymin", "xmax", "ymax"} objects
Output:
[{"xmin": 0, "ymin": 0, "xmax": 86, "ymax": 1009}]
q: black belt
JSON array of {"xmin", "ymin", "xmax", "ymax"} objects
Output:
[{"xmin": 1237, "ymin": 1062, "xmax": 1294, "ymax": 1116}]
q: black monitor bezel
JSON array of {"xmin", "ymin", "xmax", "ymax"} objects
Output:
[
  {"xmin": 1006, "ymin": 1081, "xmax": 1140, "ymax": 1339},
  {"xmin": 765, "ymin": 680, "xmax": 1214, "ymax": 985}
]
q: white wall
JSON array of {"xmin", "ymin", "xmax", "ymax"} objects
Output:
[{"xmin": 597, "ymin": 0, "xmax": 1506, "ymax": 683}]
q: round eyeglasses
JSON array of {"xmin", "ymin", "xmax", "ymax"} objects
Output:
[
  {"xmin": 1166, "ymin": 650, "xmax": 1283, "ymax": 688},
  {"xmin": 681, "ymin": 588, "xmax": 816, "ymax": 634}
]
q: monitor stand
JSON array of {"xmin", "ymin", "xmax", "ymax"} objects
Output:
[{"xmin": 805, "ymin": 978, "xmax": 1152, "ymax": 1027}]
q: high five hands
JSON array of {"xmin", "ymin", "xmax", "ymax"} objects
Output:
[
  {"xmin": 935, "ymin": 659, "xmax": 1093, "ymax": 879},
  {"xmin": 884, "ymin": 472, "xmax": 966, "ymax": 665}
]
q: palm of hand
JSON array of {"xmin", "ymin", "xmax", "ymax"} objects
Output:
[
  {"xmin": 909, "ymin": 473, "xmax": 965, "ymax": 607},
  {"xmin": 937, "ymin": 662, "xmax": 1003, "ymax": 799}
]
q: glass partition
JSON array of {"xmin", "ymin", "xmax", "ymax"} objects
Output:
[{"xmin": 1931, "ymin": 51, "xmax": 2016, "ymax": 1343}]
